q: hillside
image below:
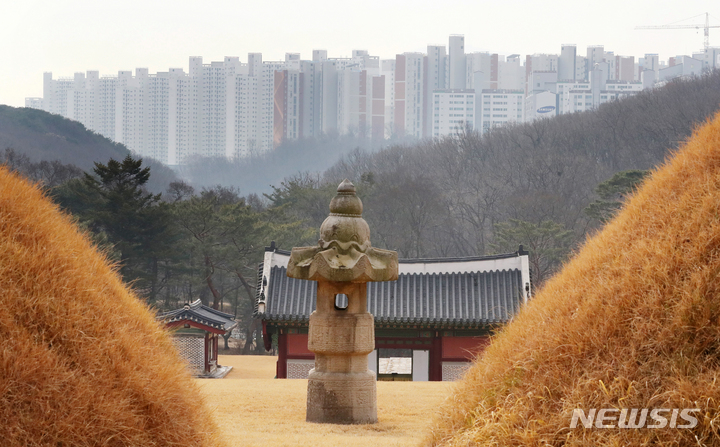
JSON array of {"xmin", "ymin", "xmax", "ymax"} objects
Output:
[
  {"xmin": 0, "ymin": 105, "xmax": 129, "ymax": 169},
  {"xmin": 426, "ymin": 112, "xmax": 720, "ymax": 445},
  {"xmin": 0, "ymin": 165, "xmax": 223, "ymax": 445},
  {"xmin": 0, "ymin": 105, "xmax": 178, "ymax": 193}
]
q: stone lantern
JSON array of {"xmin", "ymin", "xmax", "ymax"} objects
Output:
[{"xmin": 287, "ymin": 179, "xmax": 398, "ymax": 424}]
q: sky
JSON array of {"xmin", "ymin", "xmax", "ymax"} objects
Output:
[{"xmin": 1, "ymin": 0, "xmax": 718, "ymax": 107}]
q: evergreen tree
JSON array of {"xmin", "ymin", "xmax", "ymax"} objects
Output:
[
  {"xmin": 492, "ymin": 219, "xmax": 574, "ymax": 286},
  {"xmin": 584, "ymin": 170, "xmax": 649, "ymax": 223},
  {"xmin": 81, "ymin": 155, "xmax": 172, "ymax": 298}
]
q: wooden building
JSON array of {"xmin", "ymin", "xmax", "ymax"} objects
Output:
[
  {"xmin": 255, "ymin": 243, "xmax": 531, "ymax": 381},
  {"xmin": 158, "ymin": 300, "xmax": 238, "ymax": 377}
]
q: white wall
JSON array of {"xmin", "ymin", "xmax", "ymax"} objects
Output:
[{"xmin": 412, "ymin": 350, "xmax": 429, "ymax": 381}]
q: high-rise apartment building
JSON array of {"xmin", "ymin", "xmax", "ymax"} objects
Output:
[
  {"xmin": 478, "ymin": 90, "xmax": 524, "ymax": 132},
  {"xmin": 500, "ymin": 55, "xmax": 524, "ymax": 91},
  {"xmin": 380, "ymin": 59, "xmax": 395, "ymax": 138},
  {"xmin": 448, "ymin": 35, "xmax": 466, "ymax": 90},
  {"xmin": 394, "ymin": 52, "xmax": 424, "ymax": 138},
  {"xmin": 273, "ymin": 69, "xmax": 301, "ymax": 147},
  {"xmin": 615, "ymin": 56, "xmax": 635, "ymax": 82},
  {"xmin": 370, "ymin": 74, "xmax": 386, "ymax": 143},
  {"xmin": 586, "ymin": 45, "xmax": 605, "ymax": 80},
  {"xmin": 432, "ymin": 89, "xmax": 475, "ymax": 138},
  {"xmin": 424, "ymin": 45, "xmax": 447, "ymax": 137},
  {"xmin": 28, "ymin": 36, "xmax": 697, "ymax": 161},
  {"xmin": 466, "ymin": 52, "xmax": 492, "ymax": 90},
  {"xmin": 558, "ymin": 45, "xmax": 577, "ymax": 81}
]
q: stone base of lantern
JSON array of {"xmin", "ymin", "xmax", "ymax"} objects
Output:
[
  {"xmin": 308, "ymin": 313, "xmax": 375, "ymax": 354},
  {"xmin": 306, "ymin": 370, "xmax": 377, "ymax": 424}
]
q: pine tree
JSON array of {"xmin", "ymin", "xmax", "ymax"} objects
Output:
[{"xmin": 82, "ymin": 155, "xmax": 171, "ymax": 298}]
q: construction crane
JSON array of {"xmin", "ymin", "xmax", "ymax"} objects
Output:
[{"xmin": 636, "ymin": 12, "xmax": 720, "ymax": 51}]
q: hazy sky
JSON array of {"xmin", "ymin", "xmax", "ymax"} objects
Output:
[{"xmin": 1, "ymin": 0, "xmax": 718, "ymax": 107}]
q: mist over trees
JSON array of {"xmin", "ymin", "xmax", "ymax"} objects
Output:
[{"xmin": 181, "ymin": 132, "xmax": 393, "ymax": 194}]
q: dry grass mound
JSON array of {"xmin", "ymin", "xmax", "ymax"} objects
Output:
[
  {"xmin": 427, "ymin": 114, "xmax": 720, "ymax": 446},
  {"xmin": 0, "ymin": 167, "xmax": 223, "ymax": 446}
]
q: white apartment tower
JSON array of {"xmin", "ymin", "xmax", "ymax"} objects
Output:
[
  {"xmin": 478, "ymin": 90, "xmax": 524, "ymax": 132},
  {"xmin": 144, "ymin": 72, "xmax": 169, "ymax": 163},
  {"xmin": 273, "ymin": 69, "xmax": 301, "ymax": 146},
  {"xmin": 167, "ymin": 67, "xmax": 199, "ymax": 165},
  {"xmin": 558, "ymin": 45, "xmax": 577, "ymax": 81},
  {"xmin": 321, "ymin": 59, "xmax": 339, "ymax": 134},
  {"xmin": 232, "ymin": 74, "xmax": 260, "ymax": 157},
  {"xmin": 432, "ymin": 89, "xmax": 475, "ymax": 138},
  {"xmin": 703, "ymin": 47, "xmax": 720, "ymax": 70},
  {"xmin": 448, "ymin": 35, "xmax": 467, "ymax": 90},
  {"xmin": 380, "ymin": 59, "xmax": 395, "ymax": 138},
  {"xmin": 576, "ymin": 55, "xmax": 588, "ymax": 82},
  {"xmin": 466, "ymin": 52, "xmax": 492, "ymax": 91},
  {"xmin": 500, "ymin": 55, "xmax": 524, "ymax": 91},
  {"xmin": 424, "ymin": 45, "xmax": 447, "ymax": 137},
  {"xmin": 313, "ymin": 50, "xmax": 328, "ymax": 62},
  {"xmin": 248, "ymin": 53, "xmax": 274, "ymax": 153},
  {"xmin": 299, "ymin": 60, "xmax": 324, "ymax": 139},
  {"xmin": 586, "ymin": 46, "xmax": 605, "ymax": 80},
  {"xmin": 96, "ymin": 75, "xmax": 117, "ymax": 140},
  {"xmin": 24, "ymin": 97, "xmax": 43, "ymax": 109},
  {"xmin": 337, "ymin": 68, "xmax": 372, "ymax": 137},
  {"xmin": 641, "ymin": 53, "xmax": 660, "ymax": 76},
  {"xmin": 394, "ymin": 52, "xmax": 424, "ymax": 138}
]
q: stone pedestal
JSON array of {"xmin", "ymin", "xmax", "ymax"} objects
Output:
[
  {"xmin": 306, "ymin": 282, "xmax": 376, "ymax": 423},
  {"xmin": 286, "ymin": 179, "xmax": 398, "ymax": 424}
]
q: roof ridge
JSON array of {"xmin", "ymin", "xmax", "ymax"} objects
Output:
[{"xmin": 265, "ymin": 244, "xmax": 526, "ymax": 263}]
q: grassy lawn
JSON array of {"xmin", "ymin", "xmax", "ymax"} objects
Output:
[{"xmin": 196, "ymin": 355, "xmax": 453, "ymax": 447}]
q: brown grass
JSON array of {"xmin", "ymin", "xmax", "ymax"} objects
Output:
[
  {"xmin": 199, "ymin": 355, "xmax": 453, "ymax": 446},
  {"xmin": 0, "ymin": 166, "xmax": 223, "ymax": 446},
  {"xmin": 426, "ymin": 113, "xmax": 720, "ymax": 446}
]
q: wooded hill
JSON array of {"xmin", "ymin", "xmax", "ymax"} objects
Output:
[
  {"xmin": 0, "ymin": 105, "xmax": 177, "ymax": 193},
  {"xmin": 273, "ymin": 70, "xmax": 720, "ymax": 285},
  {"xmin": 0, "ymin": 105, "xmax": 128, "ymax": 169}
]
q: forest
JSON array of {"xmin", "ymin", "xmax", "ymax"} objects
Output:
[{"xmin": 4, "ymin": 70, "xmax": 720, "ymax": 351}]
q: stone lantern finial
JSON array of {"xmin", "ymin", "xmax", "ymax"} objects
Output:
[
  {"xmin": 287, "ymin": 179, "xmax": 397, "ymax": 284},
  {"xmin": 287, "ymin": 179, "xmax": 398, "ymax": 424}
]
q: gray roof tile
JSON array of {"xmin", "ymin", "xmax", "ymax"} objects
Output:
[
  {"xmin": 158, "ymin": 299, "xmax": 238, "ymax": 333},
  {"xmin": 261, "ymin": 265, "xmax": 524, "ymax": 326}
]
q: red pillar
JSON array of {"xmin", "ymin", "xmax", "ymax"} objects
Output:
[
  {"xmin": 277, "ymin": 332, "xmax": 288, "ymax": 379},
  {"xmin": 429, "ymin": 334, "xmax": 443, "ymax": 381}
]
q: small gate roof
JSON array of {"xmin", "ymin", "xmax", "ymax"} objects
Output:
[{"xmin": 158, "ymin": 300, "xmax": 238, "ymax": 334}]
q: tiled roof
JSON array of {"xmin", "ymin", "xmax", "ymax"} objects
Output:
[
  {"xmin": 158, "ymin": 299, "xmax": 238, "ymax": 333},
  {"xmin": 256, "ymin": 248, "xmax": 530, "ymax": 328}
]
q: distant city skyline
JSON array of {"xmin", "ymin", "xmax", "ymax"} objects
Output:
[
  {"xmin": 30, "ymin": 32, "xmax": 714, "ymax": 167},
  {"xmin": 1, "ymin": 0, "xmax": 718, "ymax": 107}
]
